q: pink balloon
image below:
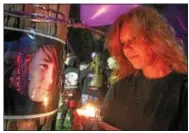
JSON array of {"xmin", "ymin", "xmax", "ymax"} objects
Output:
[{"xmin": 80, "ymin": 4, "xmax": 139, "ymax": 27}]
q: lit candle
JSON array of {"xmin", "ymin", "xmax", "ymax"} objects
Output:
[
  {"xmin": 76, "ymin": 104, "xmax": 99, "ymax": 118},
  {"xmin": 75, "ymin": 104, "xmax": 102, "ymax": 130}
]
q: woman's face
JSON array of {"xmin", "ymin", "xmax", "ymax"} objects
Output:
[
  {"xmin": 120, "ymin": 22, "xmax": 156, "ymax": 69},
  {"xmin": 28, "ymin": 48, "xmax": 55, "ymax": 102}
]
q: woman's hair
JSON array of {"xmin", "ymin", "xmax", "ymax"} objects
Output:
[
  {"xmin": 40, "ymin": 45, "xmax": 60, "ymax": 89},
  {"xmin": 39, "ymin": 45, "xmax": 61, "ymax": 109},
  {"xmin": 10, "ymin": 45, "xmax": 60, "ymax": 94},
  {"xmin": 106, "ymin": 5, "xmax": 188, "ymax": 81}
]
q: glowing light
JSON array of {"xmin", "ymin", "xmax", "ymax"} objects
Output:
[
  {"xmin": 43, "ymin": 96, "xmax": 49, "ymax": 106},
  {"xmin": 133, "ymin": 4, "xmax": 139, "ymax": 7},
  {"xmin": 90, "ymin": 6, "xmax": 110, "ymax": 20},
  {"xmin": 68, "ymin": 93, "xmax": 73, "ymax": 97},
  {"xmin": 76, "ymin": 104, "xmax": 97, "ymax": 117},
  {"xmin": 91, "ymin": 52, "xmax": 97, "ymax": 60},
  {"xmin": 107, "ymin": 57, "xmax": 117, "ymax": 69}
]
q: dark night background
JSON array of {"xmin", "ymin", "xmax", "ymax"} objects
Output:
[{"xmin": 68, "ymin": 4, "xmax": 188, "ymax": 63}]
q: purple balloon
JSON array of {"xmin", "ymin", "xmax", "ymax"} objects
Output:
[{"xmin": 80, "ymin": 4, "xmax": 139, "ymax": 27}]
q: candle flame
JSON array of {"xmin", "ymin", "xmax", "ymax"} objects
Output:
[{"xmin": 77, "ymin": 104, "xmax": 97, "ymax": 117}]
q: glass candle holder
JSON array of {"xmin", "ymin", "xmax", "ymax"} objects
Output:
[{"xmin": 4, "ymin": 4, "xmax": 68, "ymax": 131}]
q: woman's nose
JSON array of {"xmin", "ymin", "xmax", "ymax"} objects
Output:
[
  {"xmin": 124, "ymin": 44, "xmax": 134, "ymax": 51},
  {"xmin": 127, "ymin": 45, "xmax": 133, "ymax": 50}
]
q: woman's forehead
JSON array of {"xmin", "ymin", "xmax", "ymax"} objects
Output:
[
  {"xmin": 120, "ymin": 22, "xmax": 142, "ymax": 42},
  {"xmin": 33, "ymin": 49, "xmax": 50, "ymax": 61},
  {"xmin": 120, "ymin": 23, "xmax": 135, "ymax": 41}
]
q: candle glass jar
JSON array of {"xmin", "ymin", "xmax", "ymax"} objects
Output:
[{"xmin": 4, "ymin": 4, "xmax": 68, "ymax": 131}]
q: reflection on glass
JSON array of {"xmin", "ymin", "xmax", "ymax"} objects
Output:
[{"xmin": 28, "ymin": 45, "xmax": 58, "ymax": 103}]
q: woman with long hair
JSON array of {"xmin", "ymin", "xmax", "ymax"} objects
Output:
[
  {"xmin": 7, "ymin": 44, "xmax": 61, "ymax": 114},
  {"xmin": 28, "ymin": 45, "xmax": 60, "ymax": 111},
  {"xmin": 5, "ymin": 44, "xmax": 61, "ymax": 130},
  {"xmin": 100, "ymin": 5, "xmax": 188, "ymax": 130},
  {"xmin": 106, "ymin": 5, "xmax": 187, "ymax": 81},
  {"xmin": 73, "ymin": 5, "xmax": 188, "ymax": 131}
]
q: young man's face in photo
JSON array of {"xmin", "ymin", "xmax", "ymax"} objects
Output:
[{"xmin": 28, "ymin": 48, "xmax": 55, "ymax": 102}]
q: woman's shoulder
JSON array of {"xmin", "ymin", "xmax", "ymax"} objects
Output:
[
  {"xmin": 172, "ymin": 71, "xmax": 187, "ymax": 83},
  {"xmin": 113, "ymin": 75, "xmax": 132, "ymax": 85},
  {"xmin": 110, "ymin": 75, "xmax": 133, "ymax": 94},
  {"xmin": 172, "ymin": 71, "xmax": 188, "ymax": 94},
  {"xmin": 178, "ymin": 72, "xmax": 188, "ymax": 90}
]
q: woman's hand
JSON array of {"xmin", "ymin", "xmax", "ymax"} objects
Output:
[
  {"xmin": 72, "ymin": 109, "xmax": 99, "ymax": 130},
  {"xmin": 72, "ymin": 109, "xmax": 82, "ymax": 130},
  {"xmin": 72, "ymin": 109, "xmax": 120, "ymax": 131}
]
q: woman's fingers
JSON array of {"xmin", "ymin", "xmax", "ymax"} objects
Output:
[
  {"xmin": 72, "ymin": 109, "xmax": 100, "ymax": 130},
  {"xmin": 72, "ymin": 110, "xmax": 83, "ymax": 130}
]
